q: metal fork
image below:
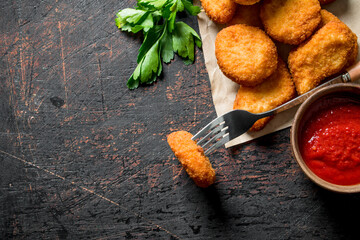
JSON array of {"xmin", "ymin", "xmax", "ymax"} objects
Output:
[{"xmin": 192, "ymin": 70, "xmax": 356, "ymax": 155}]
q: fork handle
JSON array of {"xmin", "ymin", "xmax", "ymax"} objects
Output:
[{"xmin": 260, "ymin": 61, "xmax": 360, "ymax": 117}]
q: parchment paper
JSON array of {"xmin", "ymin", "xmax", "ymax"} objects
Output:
[{"xmin": 196, "ymin": 0, "xmax": 360, "ymax": 147}]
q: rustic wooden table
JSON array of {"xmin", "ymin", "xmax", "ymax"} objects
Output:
[{"xmin": 1, "ymin": 0, "xmax": 360, "ymax": 239}]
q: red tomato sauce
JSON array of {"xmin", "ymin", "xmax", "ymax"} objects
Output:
[{"xmin": 300, "ymin": 97, "xmax": 360, "ymax": 185}]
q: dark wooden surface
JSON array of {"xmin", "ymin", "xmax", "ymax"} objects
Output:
[{"xmin": 1, "ymin": 0, "xmax": 360, "ymax": 239}]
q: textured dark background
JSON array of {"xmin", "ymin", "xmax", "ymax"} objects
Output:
[{"xmin": 1, "ymin": 0, "xmax": 360, "ymax": 239}]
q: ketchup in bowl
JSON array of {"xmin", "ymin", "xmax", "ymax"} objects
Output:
[{"xmin": 300, "ymin": 96, "xmax": 360, "ymax": 185}]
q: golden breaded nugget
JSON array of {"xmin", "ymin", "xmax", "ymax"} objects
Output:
[
  {"xmin": 167, "ymin": 131, "xmax": 216, "ymax": 188},
  {"xmin": 318, "ymin": 10, "xmax": 358, "ymax": 68},
  {"xmin": 345, "ymin": 39, "xmax": 359, "ymax": 69},
  {"xmin": 318, "ymin": 9, "xmax": 339, "ymax": 28},
  {"xmin": 227, "ymin": 3, "xmax": 263, "ymax": 28},
  {"xmin": 260, "ymin": 0, "xmax": 321, "ymax": 45},
  {"xmin": 233, "ymin": 58, "xmax": 296, "ymax": 131},
  {"xmin": 200, "ymin": 0, "xmax": 237, "ymax": 24},
  {"xmin": 288, "ymin": 21, "xmax": 355, "ymax": 95},
  {"xmin": 215, "ymin": 24, "xmax": 278, "ymax": 87},
  {"xmin": 319, "ymin": 0, "xmax": 336, "ymax": 4},
  {"xmin": 233, "ymin": 0, "xmax": 261, "ymax": 5}
]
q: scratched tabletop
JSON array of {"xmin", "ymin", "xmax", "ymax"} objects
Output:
[{"xmin": 1, "ymin": 0, "xmax": 360, "ymax": 239}]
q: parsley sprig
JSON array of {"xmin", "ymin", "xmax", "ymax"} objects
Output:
[{"xmin": 115, "ymin": 0, "xmax": 202, "ymax": 89}]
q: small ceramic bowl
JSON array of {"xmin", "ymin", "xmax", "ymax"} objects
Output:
[{"xmin": 291, "ymin": 83, "xmax": 360, "ymax": 193}]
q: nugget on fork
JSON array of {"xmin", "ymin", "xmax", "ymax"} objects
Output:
[{"xmin": 167, "ymin": 131, "xmax": 216, "ymax": 188}]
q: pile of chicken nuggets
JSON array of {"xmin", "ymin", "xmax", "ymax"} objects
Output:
[
  {"xmin": 206, "ymin": 0, "xmax": 358, "ymax": 130},
  {"xmin": 167, "ymin": 0, "xmax": 358, "ymax": 188}
]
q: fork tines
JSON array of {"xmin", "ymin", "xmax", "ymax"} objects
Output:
[{"xmin": 192, "ymin": 115, "xmax": 230, "ymax": 155}]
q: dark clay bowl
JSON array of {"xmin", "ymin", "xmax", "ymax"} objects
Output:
[{"xmin": 290, "ymin": 83, "xmax": 360, "ymax": 193}]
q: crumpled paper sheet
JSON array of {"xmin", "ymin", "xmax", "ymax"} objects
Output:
[{"xmin": 196, "ymin": 0, "xmax": 360, "ymax": 147}]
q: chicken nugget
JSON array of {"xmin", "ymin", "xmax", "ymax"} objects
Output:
[
  {"xmin": 233, "ymin": 0, "xmax": 261, "ymax": 5},
  {"xmin": 260, "ymin": 0, "xmax": 321, "ymax": 45},
  {"xmin": 233, "ymin": 57, "xmax": 296, "ymax": 131},
  {"xmin": 319, "ymin": 0, "xmax": 336, "ymax": 4},
  {"xmin": 215, "ymin": 24, "xmax": 278, "ymax": 87},
  {"xmin": 318, "ymin": 10, "xmax": 358, "ymax": 68},
  {"xmin": 200, "ymin": 0, "xmax": 237, "ymax": 24},
  {"xmin": 227, "ymin": 3, "xmax": 263, "ymax": 28},
  {"xmin": 345, "ymin": 37, "xmax": 359, "ymax": 69},
  {"xmin": 288, "ymin": 21, "xmax": 355, "ymax": 95},
  {"xmin": 167, "ymin": 131, "xmax": 216, "ymax": 188},
  {"xmin": 318, "ymin": 9, "xmax": 340, "ymax": 28}
]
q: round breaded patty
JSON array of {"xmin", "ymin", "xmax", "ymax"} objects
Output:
[
  {"xmin": 233, "ymin": 57, "xmax": 296, "ymax": 131},
  {"xmin": 233, "ymin": 0, "xmax": 261, "ymax": 5},
  {"xmin": 260, "ymin": 0, "xmax": 321, "ymax": 45},
  {"xmin": 215, "ymin": 24, "xmax": 278, "ymax": 87},
  {"xmin": 200, "ymin": 0, "xmax": 237, "ymax": 24}
]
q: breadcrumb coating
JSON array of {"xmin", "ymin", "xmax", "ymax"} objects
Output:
[
  {"xmin": 318, "ymin": 9, "xmax": 339, "ymax": 28},
  {"xmin": 288, "ymin": 21, "xmax": 355, "ymax": 95},
  {"xmin": 215, "ymin": 24, "xmax": 278, "ymax": 87},
  {"xmin": 167, "ymin": 131, "xmax": 216, "ymax": 188},
  {"xmin": 345, "ymin": 36, "xmax": 359, "ymax": 69},
  {"xmin": 260, "ymin": 0, "xmax": 321, "ymax": 45},
  {"xmin": 318, "ymin": 10, "xmax": 358, "ymax": 69},
  {"xmin": 200, "ymin": 0, "xmax": 237, "ymax": 24},
  {"xmin": 227, "ymin": 3, "xmax": 263, "ymax": 28},
  {"xmin": 233, "ymin": 58, "xmax": 296, "ymax": 131}
]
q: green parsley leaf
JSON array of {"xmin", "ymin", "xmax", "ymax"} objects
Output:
[
  {"xmin": 171, "ymin": 0, "xmax": 185, "ymax": 13},
  {"xmin": 116, "ymin": 8, "xmax": 146, "ymax": 25},
  {"xmin": 140, "ymin": 40, "xmax": 160, "ymax": 83},
  {"xmin": 137, "ymin": 25, "xmax": 164, "ymax": 63},
  {"xmin": 181, "ymin": 0, "xmax": 201, "ymax": 15},
  {"xmin": 127, "ymin": 74, "xmax": 139, "ymax": 89},
  {"xmin": 160, "ymin": 27, "xmax": 174, "ymax": 63},
  {"xmin": 138, "ymin": 0, "xmax": 168, "ymax": 9},
  {"xmin": 115, "ymin": 9, "xmax": 154, "ymax": 33},
  {"xmin": 172, "ymin": 21, "xmax": 201, "ymax": 63},
  {"xmin": 116, "ymin": 0, "xmax": 202, "ymax": 89}
]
